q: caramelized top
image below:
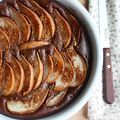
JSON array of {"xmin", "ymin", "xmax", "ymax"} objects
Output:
[{"xmin": 0, "ymin": 0, "xmax": 89, "ymax": 118}]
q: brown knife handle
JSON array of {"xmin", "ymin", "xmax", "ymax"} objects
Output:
[{"xmin": 103, "ymin": 48, "xmax": 114, "ymax": 104}]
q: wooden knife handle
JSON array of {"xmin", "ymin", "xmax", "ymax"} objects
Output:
[{"xmin": 103, "ymin": 48, "xmax": 114, "ymax": 104}]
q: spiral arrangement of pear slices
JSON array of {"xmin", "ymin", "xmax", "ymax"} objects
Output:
[{"xmin": 0, "ymin": 0, "xmax": 87, "ymax": 115}]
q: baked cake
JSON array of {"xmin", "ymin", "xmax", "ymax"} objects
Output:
[{"xmin": 0, "ymin": 0, "xmax": 89, "ymax": 119}]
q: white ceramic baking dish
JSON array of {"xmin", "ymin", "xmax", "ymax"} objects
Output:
[{"xmin": 0, "ymin": 0, "xmax": 103, "ymax": 119}]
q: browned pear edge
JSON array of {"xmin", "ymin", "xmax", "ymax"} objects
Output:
[
  {"xmin": 54, "ymin": 54, "xmax": 74, "ymax": 92},
  {"xmin": 45, "ymin": 55, "xmax": 54, "ymax": 81},
  {"xmin": 53, "ymin": 9, "xmax": 72, "ymax": 48},
  {"xmin": 22, "ymin": 55, "xmax": 34, "ymax": 95},
  {"xmin": 6, "ymin": 56, "xmax": 21, "ymax": 94},
  {"xmin": 70, "ymin": 54, "xmax": 87, "ymax": 87},
  {"xmin": 14, "ymin": 57, "xmax": 25, "ymax": 93},
  {"xmin": 0, "ymin": 29, "xmax": 10, "ymax": 50},
  {"xmin": 46, "ymin": 47, "xmax": 64, "ymax": 83},
  {"xmin": 17, "ymin": 2, "xmax": 43, "ymax": 41},
  {"xmin": 8, "ymin": 6, "xmax": 31, "ymax": 44},
  {"xmin": 42, "ymin": 55, "xmax": 54, "ymax": 83},
  {"xmin": 76, "ymin": 56, "xmax": 87, "ymax": 86},
  {"xmin": 0, "ymin": 17, "xmax": 20, "ymax": 46},
  {"xmin": 2, "ymin": 63, "xmax": 15, "ymax": 96},
  {"xmin": 27, "ymin": 0, "xmax": 55, "ymax": 41},
  {"xmin": 46, "ymin": 90, "xmax": 67, "ymax": 107},
  {"xmin": 19, "ymin": 41, "xmax": 50, "ymax": 50},
  {"xmin": 6, "ymin": 89, "xmax": 49, "ymax": 114},
  {"xmin": 34, "ymin": 52, "xmax": 43, "ymax": 89},
  {"xmin": 68, "ymin": 14, "xmax": 81, "ymax": 46},
  {"xmin": 0, "ymin": 50, "xmax": 2, "ymax": 66}
]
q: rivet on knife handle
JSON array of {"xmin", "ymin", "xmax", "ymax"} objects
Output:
[{"xmin": 103, "ymin": 48, "xmax": 114, "ymax": 104}]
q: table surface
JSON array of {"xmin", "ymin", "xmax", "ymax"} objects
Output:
[{"xmin": 69, "ymin": 104, "xmax": 88, "ymax": 120}]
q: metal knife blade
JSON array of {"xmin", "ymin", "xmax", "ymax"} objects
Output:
[{"xmin": 99, "ymin": 0, "xmax": 114, "ymax": 104}]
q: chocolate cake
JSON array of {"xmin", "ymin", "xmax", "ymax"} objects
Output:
[{"xmin": 0, "ymin": 0, "xmax": 90, "ymax": 119}]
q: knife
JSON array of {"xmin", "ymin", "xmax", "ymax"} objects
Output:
[{"xmin": 99, "ymin": 0, "xmax": 114, "ymax": 104}]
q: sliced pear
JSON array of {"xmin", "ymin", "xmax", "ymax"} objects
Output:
[
  {"xmin": 54, "ymin": 54, "xmax": 74, "ymax": 92},
  {"xmin": 17, "ymin": 2, "xmax": 43, "ymax": 41},
  {"xmin": 46, "ymin": 90, "xmax": 67, "ymax": 107},
  {"xmin": 0, "ymin": 66, "xmax": 5, "ymax": 93},
  {"xmin": 54, "ymin": 76, "xmax": 69, "ymax": 92},
  {"xmin": 0, "ymin": 29, "xmax": 9, "ymax": 66},
  {"xmin": 5, "ymin": 54, "xmax": 25, "ymax": 93},
  {"xmin": 0, "ymin": 51, "xmax": 2, "ymax": 67},
  {"xmin": 67, "ymin": 14, "xmax": 81, "ymax": 46},
  {"xmin": 51, "ymin": 28, "xmax": 63, "ymax": 51},
  {"xmin": 52, "ymin": 9, "xmax": 71, "ymax": 48},
  {"xmin": 8, "ymin": 5, "xmax": 30, "ymax": 44},
  {"xmin": 47, "ymin": 2, "xmax": 80, "ymax": 47},
  {"xmin": 6, "ymin": 56, "xmax": 21, "ymax": 94},
  {"xmin": 46, "ymin": 47, "xmax": 64, "ymax": 83},
  {"xmin": 0, "ymin": 17, "xmax": 20, "ymax": 46},
  {"xmin": 34, "ymin": 52, "xmax": 43, "ymax": 89},
  {"xmin": 26, "ymin": 0, "xmax": 55, "ymax": 41},
  {"xmin": 70, "ymin": 55, "xmax": 87, "ymax": 87},
  {"xmin": 67, "ymin": 48, "xmax": 87, "ymax": 87},
  {"xmin": 0, "ymin": 29, "xmax": 10, "ymax": 50},
  {"xmin": 38, "ymin": 48, "xmax": 54, "ymax": 83},
  {"xmin": 19, "ymin": 41, "xmax": 50, "ymax": 50},
  {"xmin": 6, "ymin": 88, "xmax": 49, "ymax": 114},
  {"xmin": 48, "ymin": 2, "xmax": 80, "ymax": 47},
  {"xmin": 42, "ymin": 55, "xmax": 53, "ymax": 82},
  {"xmin": 1, "ymin": 63, "xmax": 15, "ymax": 96},
  {"xmin": 14, "ymin": 57, "xmax": 25, "ymax": 93},
  {"xmin": 18, "ymin": 55, "xmax": 34, "ymax": 95},
  {"xmin": 22, "ymin": 50, "xmax": 43, "ymax": 90}
]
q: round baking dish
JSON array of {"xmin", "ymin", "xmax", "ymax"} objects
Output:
[{"xmin": 0, "ymin": 0, "xmax": 103, "ymax": 119}]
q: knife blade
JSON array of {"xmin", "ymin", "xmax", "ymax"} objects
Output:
[{"xmin": 99, "ymin": 0, "xmax": 114, "ymax": 104}]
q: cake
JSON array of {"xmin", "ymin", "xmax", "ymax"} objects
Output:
[{"xmin": 0, "ymin": 0, "xmax": 89, "ymax": 119}]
